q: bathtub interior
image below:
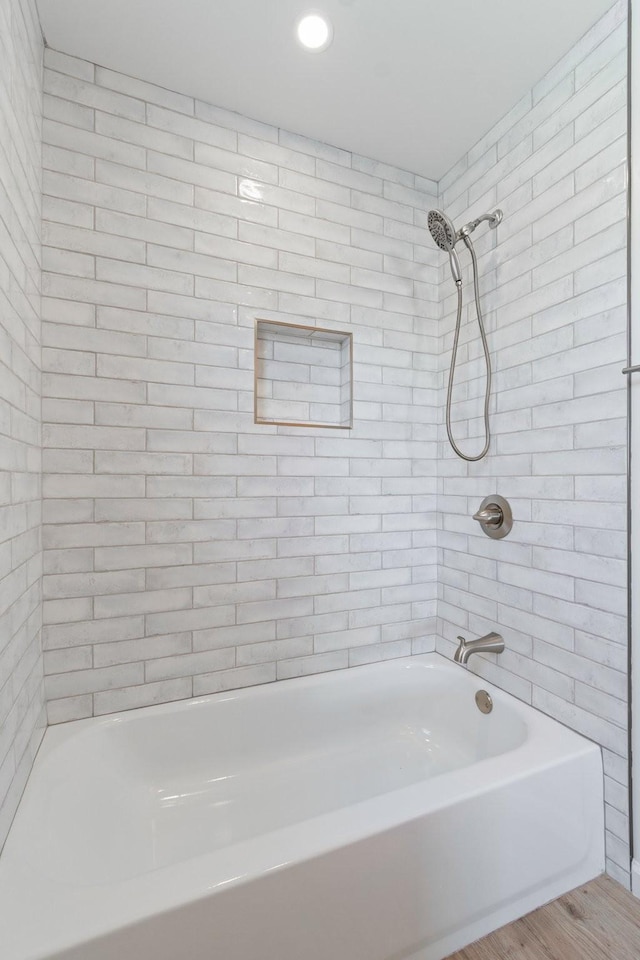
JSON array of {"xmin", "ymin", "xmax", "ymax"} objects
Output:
[{"xmin": 21, "ymin": 659, "xmax": 530, "ymax": 885}]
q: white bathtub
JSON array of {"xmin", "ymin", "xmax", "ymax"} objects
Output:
[{"xmin": 0, "ymin": 652, "xmax": 604, "ymax": 960}]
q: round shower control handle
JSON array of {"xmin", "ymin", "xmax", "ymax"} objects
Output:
[{"xmin": 473, "ymin": 495, "xmax": 513, "ymax": 540}]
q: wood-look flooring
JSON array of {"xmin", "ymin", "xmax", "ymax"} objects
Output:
[{"xmin": 446, "ymin": 875, "xmax": 640, "ymax": 960}]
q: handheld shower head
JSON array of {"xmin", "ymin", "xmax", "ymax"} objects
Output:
[
  {"xmin": 427, "ymin": 209, "xmax": 456, "ymax": 252},
  {"xmin": 427, "ymin": 209, "xmax": 462, "ymax": 284},
  {"xmin": 427, "ymin": 206, "xmax": 502, "ymax": 463}
]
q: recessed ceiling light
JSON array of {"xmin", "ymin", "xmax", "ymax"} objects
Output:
[{"xmin": 296, "ymin": 12, "xmax": 333, "ymax": 52}]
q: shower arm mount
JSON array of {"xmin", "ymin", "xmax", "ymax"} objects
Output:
[{"xmin": 457, "ymin": 209, "xmax": 503, "ymax": 239}]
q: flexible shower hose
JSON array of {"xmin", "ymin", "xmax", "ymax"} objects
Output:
[{"xmin": 445, "ymin": 234, "xmax": 492, "ymax": 462}]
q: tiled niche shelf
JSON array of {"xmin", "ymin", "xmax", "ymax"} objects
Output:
[{"xmin": 254, "ymin": 319, "xmax": 353, "ymax": 429}]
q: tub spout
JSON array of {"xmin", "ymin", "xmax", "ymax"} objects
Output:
[{"xmin": 454, "ymin": 632, "xmax": 504, "ymax": 665}]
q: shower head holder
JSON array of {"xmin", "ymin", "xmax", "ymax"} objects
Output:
[{"xmin": 458, "ymin": 209, "xmax": 503, "ymax": 239}]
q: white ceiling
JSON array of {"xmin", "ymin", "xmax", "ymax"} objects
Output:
[{"xmin": 37, "ymin": 0, "xmax": 616, "ymax": 181}]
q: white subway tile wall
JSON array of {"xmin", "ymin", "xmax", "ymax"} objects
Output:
[
  {"xmin": 38, "ymin": 0, "xmax": 629, "ymax": 885},
  {"xmin": 0, "ymin": 0, "xmax": 45, "ymax": 850},
  {"xmin": 40, "ymin": 49, "xmax": 440, "ymax": 728},
  {"xmin": 435, "ymin": 0, "xmax": 629, "ymax": 884}
]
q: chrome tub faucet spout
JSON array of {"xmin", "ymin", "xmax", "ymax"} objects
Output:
[{"xmin": 454, "ymin": 632, "xmax": 505, "ymax": 665}]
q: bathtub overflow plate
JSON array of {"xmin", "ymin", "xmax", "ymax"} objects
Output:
[{"xmin": 475, "ymin": 690, "xmax": 493, "ymax": 714}]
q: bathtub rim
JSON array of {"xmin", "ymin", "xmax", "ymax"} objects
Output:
[{"xmin": 25, "ymin": 650, "xmax": 598, "ymax": 757}]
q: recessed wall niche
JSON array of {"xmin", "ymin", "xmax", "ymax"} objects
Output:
[{"xmin": 254, "ymin": 319, "xmax": 353, "ymax": 429}]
